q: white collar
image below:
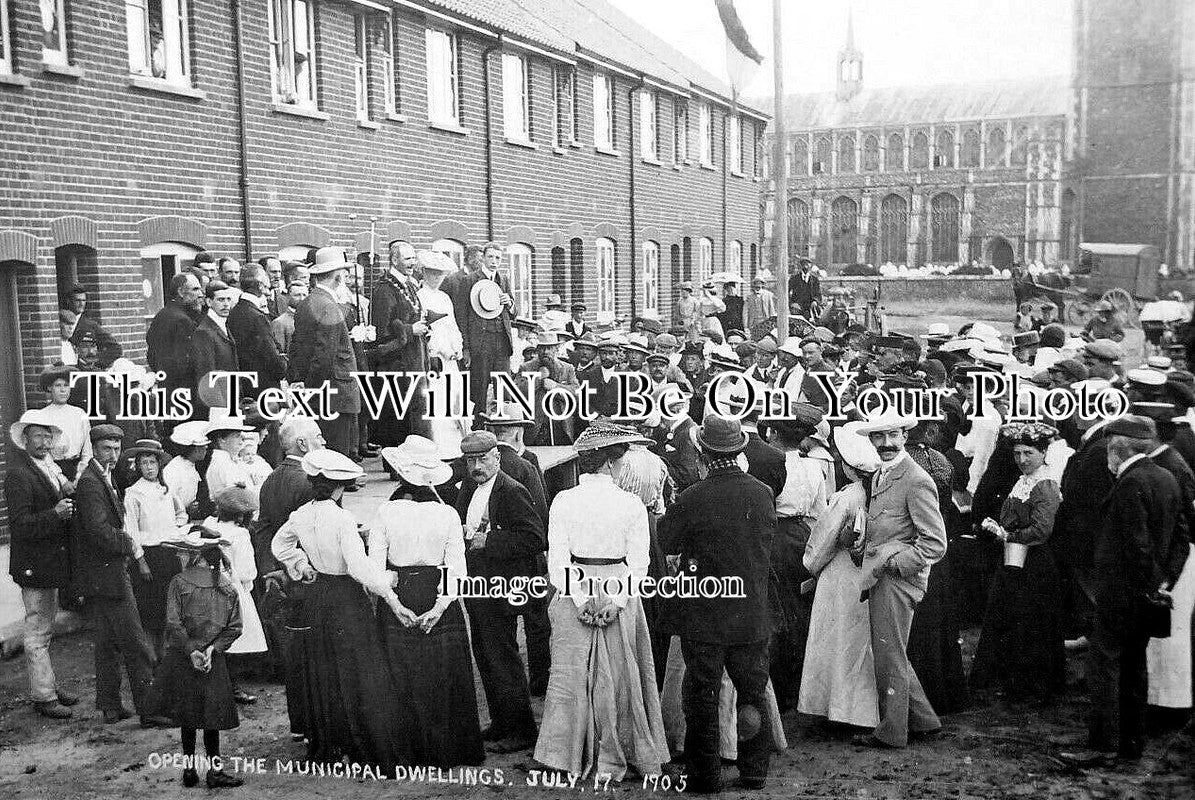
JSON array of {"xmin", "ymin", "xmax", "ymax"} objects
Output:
[
  {"xmin": 1009, "ymin": 464, "xmax": 1052, "ymax": 500},
  {"xmin": 206, "ymin": 308, "xmax": 229, "ymax": 333},
  {"xmin": 286, "ymin": 454, "xmax": 304, "ymax": 463},
  {"xmin": 877, "ymin": 450, "xmax": 908, "ymax": 476},
  {"xmin": 1117, "ymin": 452, "xmax": 1147, "ymax": 477},
  {"xmin": 1149, "ymin": 444, "xmax": 1168, "ymax": 458},
  {"xmin": 1081, "ymin": 418, "xmax": 1111, "ymax": 445},
  {"xmin": 482, "ymin": 268, "xmax": 497, "ymax": 281}
]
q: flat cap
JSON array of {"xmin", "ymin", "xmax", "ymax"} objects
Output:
[
  {"xmin": 460, "ymin": 430, "xmax": 499, "ymax": 455},
  {"xmin": 1104, "ymin": 414, "xmax": 1157, "ymax": 440},
  {"xmin": 654, "ymin": 333, "xmax": 679, "ymax": 348},
  {"xmin": 1131, "ymin": 401, "xmax": 1177, "ymax": 421},
  {"xmin": 1083, "ymin": 339, "xmax": 1123, "ymax": 362},
  {"xmin": 90, "ymin": 423, "xmax": 124, "ymax": 443},
  {"xmin": 755, "ymin": 339, "xmax": 778, "ymax": 354},
  {"xmin": 1047, "ymin": 359, "xmax": 1089, "ymax": 385},
  {"xmin": 1012, "ymin": 331, "xmax": 1040, "ymax": 348},
  {"xmin": 1127, "ymin": 367, "xmax": 1167, "ymax": 387}
]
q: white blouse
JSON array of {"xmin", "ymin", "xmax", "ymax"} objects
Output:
[
  {"xmin": 776, "ymin": 451, "xmax": 829, "ymax": 520},
  {"xmin": 206, "ymin": 449, "xmax": 254, "ymax": 499},
  {"xmin": 547, "ymin": 473, "xmax": 649, "ymax": 608},
  {"xmin": 123, "ymin": 478, "xmax": 187, "ymax": 557},
  {"xmin": 163, "ymin": 456, "xmax": 201, "ymax": 512},
  {"xmin": 367, "ymin": 499, "xmax": 467, "ymax": 614},
  {"xmin": 271, "ymin": 500, "xmax": 398, "ymax": 601}
]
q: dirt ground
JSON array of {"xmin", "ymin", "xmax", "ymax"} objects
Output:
[{"xmin": 0, "ymin": 301, "xmax": 1185, "ymax": 799}]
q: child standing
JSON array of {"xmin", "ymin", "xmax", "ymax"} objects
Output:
[{"xmin": 154, "ymin": 534, "xmax": 244, "ymax": 788}]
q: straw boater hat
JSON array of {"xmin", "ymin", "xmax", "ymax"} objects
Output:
[
  {"xmin": 9, "ymin": 408, "xmax": 63, "ymax": 448},
  {"xmin": 545, "ymin": 294, "xmax": 564, "ymax": 310},
  {"xmin": 834, "ymin": 421, "xmax": 882, "ymax": 473},
  {"xmin": 169, "ymin": 420, "xmax": 210, "ymax": 448},
  {"xmin": 125, "ymin": 439, "xmax": 170, "ymax": 468},
  {"xmin": 573, "ymin": 423, "xmax": 651, "ymax": 452},
  {"xmin": 39, "ymin": 364, "xmax": 73, "ymax": 392},
  {"xmin": 301, "ymin": 448, "xmax": 364, "ymax": 481},
  {"xmin": 308, "ymin": 246, "xmax": 354, "ymax": 275},
  {"xmin": 381, "ymin": 436, "xmax": 453, "ymax": 488},
  {"xmin": 855, "ymin": 409, "xmax": 919, "ymax": 436},
  {"xmin": 470, "ymin": 279, "xmax": 505, "ymax": 320}
]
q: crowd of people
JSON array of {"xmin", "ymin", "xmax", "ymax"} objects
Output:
[{"xmin": 6, "ymin": 241, "xmax": 1195, "ymax": 791}]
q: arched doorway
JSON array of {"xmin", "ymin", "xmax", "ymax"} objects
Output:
[{"xmin": 987, "ymin": 236, "xmax": 1015, "ymax": 269}]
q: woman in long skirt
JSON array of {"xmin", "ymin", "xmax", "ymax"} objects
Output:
[
  {"xmin": 534, "ymin": 424, "xmax": 668, "ymax": 781},
  {"xmin": 369, "ymin": 438, "xmax": 484, "ymax": 768},
  {"xmin": 271, "ymin": 450, "xmax": 410, "ymax": 771},
  {"xmin": 971, "ymin": 423, "xmax": 1066, "ymax": 703},
  {"xmin": 798, "ymin": 421, "xmax": 880, "ymax": 729},
  {"xmin": 124, "ymin": 442, "xmax": 188, "ymax": 657}
]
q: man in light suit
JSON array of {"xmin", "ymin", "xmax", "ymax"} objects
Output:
[
  {"xmin": 855, "ymin": 412, "xmax": 947, "ymax": 748},
  {"xmin": 287, "ymin": 247, "xmax": 363, "ymax": 458},
  {"xmin": 455, "ymin": 242, "xmax": 519, "ymax": 413}
]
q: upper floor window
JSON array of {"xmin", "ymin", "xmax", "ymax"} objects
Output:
[
  {"xmin": 862, "ymin": 134, "xmax": 880, "ymax": 171},
  {"xmin": 595, "ymin": 237, "xmax": 616, "ymax": 321},
  {"xmin": 642, "ymin": 241, "xmax": 660, "ymax": 318},
  {"xmin": 425, "ymin": 28, "xmax": 459, "ymax": 126},
  {"xmin": 353, "ymin": 14, "xmax": 369, "ymax": 122},
  {"xmin": 593, "ymin": 73, "xmax": 614, "ymax": 150},
  {"xmin": 552, "ymin": 66, "xmax": 576, "ymax": 146},
  {"xmin": 640, "ymin": 90, "xmax": 658, "ymax": 160},
  {"xmin": 987, "ymin": 126, "xmax": 1007, "ymax": 167},
  {"xmin": 813, "ymin": 136, "xmax": 831, "ymax": 174},
  {"xmin": 269, "ymin": 0, "xmax": 317, "ymax": 107},
  {"xmin": 505, "ymin": 243, "xmax": 533, "ymax": 315},
  {"xmin": 961, "ymin": 128, "xmax": 981, "ymax": 168},
  {"xmin": 674, "ymin": 101, "xmax": 689, "ymax": 163},
  {"xmin": 728, "ymin": 115, "xmax": 742, "ymax": 173},
  {"xmin": 381, "ymin": 13, "xmax": 398, "ymax": 115},
  {"xmin": 1, "ymin": 0, "xmax": 13, "ymax": 75},
  {"xmin": 935, "ymin": 129, "xmax": 955, "ymax": 168},
  {"xmin": 127, "ymin": 0, "xmax": 191, "ymax": 85},
  {"xmin": 910, "ymin": 131, "xmax": 929, "ymax": 170},
  {"xmin": 698, "ymin": 103, "xmax": 713, "ymax": 166},
  {"xmin": 41, "ymin": 0, "xmax": 68, "ymax": 65},
  {"xmin": 885, "ymin": 132, "xmax": 904, "ymax": 171},
  {"xmin": 502, "ymin": 52, "xmax": 531, "ymax": 141}
]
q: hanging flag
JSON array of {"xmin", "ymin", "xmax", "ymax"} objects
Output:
[{"xmin": 714, "ymin": 0, "xmax": 764, "ymax": 94}]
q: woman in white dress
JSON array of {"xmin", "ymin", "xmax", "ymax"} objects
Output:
[
  {"xmin": 534, "ymin": 424, "xmax": 669, "ymax": 781},
  {"xmin": 203, "ymin": 486, "xmax": 267, "ymax": 705},
  {"xmin": 416, "ymin": 250, "xmax": 470, "ymax": 453},
  {"xmin": 797, "ymin": 420, "xmax": 881, "ymax": 729},
  {"xmin": 204, "ymin": 417, "xmax": 256, "ymax": 501}
]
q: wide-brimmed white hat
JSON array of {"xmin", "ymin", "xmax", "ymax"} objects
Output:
[
  {"xmin": 470, "ymin": 279, "xmax": 504, "ymax": 320},
  {"xmin": 301, "ymin": 448, "xmax": 364, "ymax": 481},
  {"xmin": 416, "ymin": 249, "xmax": 457, "ymax": 275},
  {"xmin": 308, "ymin": 246, "xmax": 354, "ymax": 275},
  {"xmin": 10, "ymin": 408, "xmax": 63, "ymax": 449},
  {"xmin": 777, "ymin": 336, "xmax": 804, "ymax": 358},
  {"xmin": 381, "ymin": 436, "xmax": 453, "ymax": 487},
  {"xmin": 854, "ymin": 409, "xmax": 919, "ymax": 435},
  {"xmin": 834, "ymin": 421, "xmax": 881, "ymax": 472},
  {"xmin": 169, "ymin": 420, "xmax": 211, "ymax": 448}
]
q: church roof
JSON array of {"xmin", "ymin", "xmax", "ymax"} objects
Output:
[{"xmin": 778, "ymin": 77, "xmax": 1069, "ymax": 131}]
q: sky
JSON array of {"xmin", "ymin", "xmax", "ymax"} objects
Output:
[{"xmin": 604, "ymin": 0, "xmax": 1073, "ymax": 99}]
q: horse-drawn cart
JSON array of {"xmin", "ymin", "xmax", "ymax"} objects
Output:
[{"xmin": 1012, "ymin": 243, "xmax": 1161, "ymax": 328}]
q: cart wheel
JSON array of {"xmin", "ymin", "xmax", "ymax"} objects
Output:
[
  {"xmin": 1064, "ymin": 300, "xmax": 1091, "ymax": 327},
  {"xmin": 1102, "ymin": 288, "xmax": 1136, "ymax": 328}
]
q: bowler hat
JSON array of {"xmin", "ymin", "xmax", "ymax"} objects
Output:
[{"xmin": 695, "ymin": 414, "xmax": 749, "ymax": 454}]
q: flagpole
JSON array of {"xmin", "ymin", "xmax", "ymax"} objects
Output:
[{"xmin": 772, "ymin": 0, "xmax": 789, "ymax": 343}]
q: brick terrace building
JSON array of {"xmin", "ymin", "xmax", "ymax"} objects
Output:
[
  {"xmin": 0, "ymin": 0, "xmax": 765, "ymax": 533},
  {"xmin": 761, "ymin": 17, "xmax": 1068, "ymax": 271},
  {"xmin": 1069, "ymin": 0, "xmax": 1195, "ymax": 271}
]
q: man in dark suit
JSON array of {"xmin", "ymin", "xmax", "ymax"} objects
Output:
[
  {"xmin": 1051, "ymin": 415, "xmax": 1115, "ymax": 643},
  {"xmin": 456, "ymin": 431, "xmax": 545, "ymax": 754},
  {"xmin": 519, "ymin": 332, "xmax": 579, "ymax": 446},
  {"xmin": 456, "ymin": 243, "xmax": 519, "ymax": 412},
  {"xmin": 5, "ymin": 410, "xmax": 79, "ymax": 719},
  {"xmin": 63, "ymin": 285, "xmax": 123, "ymax": 367},
  {"xmin": 659, "ymin": 415, "xmax": 776, "ymax": 792},
  {"xmin": 651, "ymin": 385, "xmax": 702, "ymax": 493},
  {"xmin": 146, "ymin": 273, "xmax": 203, "ymax": 405},
  {"xmin": 565, "ymin": 303, "xmax": 590, "ymax": 340},
  {"xmin": 287, "ymin": 248, "xmax": 362, "ymax": 457},
  {"xmin": 73, "ymin": 424, "xmax": 169, "ymax": 727},
  {"xmin": 191, "ymin": 280, "xmax": 240, "ymax": 419},
  {"xmin": 482, "ymin": 406, "xmax": 550, "ymax": 696},
  {"xmin": 740, "ymin": 405, "xmax": 787, "ymax": 500},
  {"xmin": 228, "ymin": 264, "xmax": 287, "ymax": 398},
  {"xmin": 577, "ymin": 339, "xmax": 624, "ymax": 418},
  {"xmin": 369, "ymin": 240, "xmax": 429, "ymax": 446},
  {"xmin": 788, "ymin": 259, "xmax": 821, "ymax": 318},
  {"xmin": 1059, "ymin": 416, "xmax": 1184, "ymax": 766}
]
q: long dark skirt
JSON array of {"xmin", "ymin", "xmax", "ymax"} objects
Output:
[
  {"xmin": 908, "ymin": 556, "xmax": 970, "ymax": 715},
  {"xmin": 151, "ymin": 648, "xmax": 239, "ymax": 730},
  {"xmin": 769, "ymin": 516, "xmax": 812, "ymax": 714},
  {"xmin": 130, "ymin": 546, "xmax": 182, "ymax": 637},
  {"xmin": 378, "ymin": 566, "xmax": 484, "ymax": 768},
  {"xmin": 970, "ymin": 546, "xmax": 1066, "ymax": 701},
  {"xmin": 292, "ymin": 573, "xmax": 406, "ymax": 771},
  {"xmin": 950, "ymin": 535, "xmax": 1003, "ymax": 628}
]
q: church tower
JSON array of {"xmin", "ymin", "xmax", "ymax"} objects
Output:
[{"xmin": 836, "ymin": 10, "xmax": 863, "ymax": 101}]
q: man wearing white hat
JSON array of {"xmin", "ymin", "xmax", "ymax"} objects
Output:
[
  {"xmin": 6, "ymin": 409, "xmax": 79, "ymax": 719},
  {"xmin": 853, "ymin": 412, "xmax": 946, "ymax": 748},
  {"xmin": 287, "ymin": 247, "xmax": 363, "ymax": 457}
]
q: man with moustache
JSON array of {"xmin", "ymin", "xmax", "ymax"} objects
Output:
[
  {"xmin": 456, "ymin": 431, "xmax": 545, "ymax": 753},
  {"xmin": 519, "ymin": 331, "xmax": 579, "ymax": 446},
  {"xmin": 853, "ymin": 412, "xmax": 946, "ymax": 749},
  {"xmin": 147, "ymin": 272, "xmax": 203, "ymax": 404},
  {"xmin": 228, "ymin": 264, "xmax": 288, "ymax": 399},
  {"xmin": 259, "ymin": 256, "xmax": 286, "ymax": 318},
  {"xmin": 577, "ymin": 339, "xmax": 625, "ymax": 419},
  {"xmin": 370, "ymin": 240, "xmax": 429, "ymax": 447},
  {"xmin": 270, "ymin": 278, "xmax": 309, "ymax": 355},
  {"xmin": 217, "ymin": 257, "xmax": 242, "ymax": 288}
]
